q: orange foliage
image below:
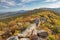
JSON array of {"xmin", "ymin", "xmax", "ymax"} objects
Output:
[{"xmin": 8, "ymin": 21, "xmax": 17, "ymax": 27}]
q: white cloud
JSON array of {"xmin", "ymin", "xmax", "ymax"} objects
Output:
[
  {"xmin": 1, "ymin": 0, "xmax": 6, "ymax": 2},
  {"xmin": 17, "ymin": 3, "xmax": 23, "ymax": 6},
  {"xmin": 1, "ymin": 0, "xmax": 16, "ymax": 6},
  {"xmin": 45, "ymin": 0, "xmax": 57, "ymax": 2},
  {"xmin": 2, "ymin": 6, "xmax": 9, "ymax": 8},
  {"xmin": 6, "ymin": 1, "xmax": 15, "ymax": 6},
  {"xmin": 43, "ymin": 1, "xmax": 60, "ymax": 8},
  {"xmin": 0, "ymin": 0, "xmax": 16, "ymax": 9},
  {"xmin": 21, "ymin": 0, "xmax": 36, "ymax": 3}
]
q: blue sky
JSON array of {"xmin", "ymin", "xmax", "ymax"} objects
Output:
[{"xmin": 0, "ymin": 0, "xmax": 60, "ymax": 12}]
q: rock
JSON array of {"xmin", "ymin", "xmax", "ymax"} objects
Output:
[
  {"xmin": 7, "ymin": 36, "xmax": 19, "ymax": 40},
  {"xmin": 20, "ymin": 38, "xmax": 30, "ymax": 40},
  {"xmin": 40, "ymin": 16, "xmax": 47, "ymax": 23},
  {"xmin": 39, "ymin": 38, "xmax": 48, "ymax": 40},
  {"xmin": 18, "ymin": 23, "xmax": 37, "ymax": 37},
  {"xmin": 37, "ymin": 30, "xmax": 48, "ymax": 38},
  {"xmin": 30, "ymin": 30, "xmax": 49, "ymax": 40},
  {"xmin": 30, "ymin": 35, "xmax": 40, "ymax": 40}
]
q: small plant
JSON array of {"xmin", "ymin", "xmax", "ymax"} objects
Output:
[
  {"xmin": 49, "ymin": 35, "xmax": 55, "ymax": 40},
  {"xmin": 53, "ymin": 25, "xmax": 60, "ymax": 33}
]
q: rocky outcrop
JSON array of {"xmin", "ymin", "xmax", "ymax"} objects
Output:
[
  {"xmin": 7, "ymin": 23, "xmax": 49, "ymax": 40},
  {"xmin": 18, "ymin": 23, "xmax": 37, "ymax": 37}
]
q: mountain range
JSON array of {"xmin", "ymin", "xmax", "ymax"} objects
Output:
[{"xmin": 0, "ymin": 8, "xmax": 60, "ymax": 20}]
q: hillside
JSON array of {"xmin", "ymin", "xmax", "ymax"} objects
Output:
[
  {"xmin": 0, "ymin": 9, "xmax": 60, "ymax": 40},
  {"xmin": 0, "ymin": 8, "xmax": 60, "ymax": 19}
]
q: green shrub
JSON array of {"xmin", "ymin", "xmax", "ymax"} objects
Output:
[
  {"xmin": 53, "ymin": 25, "xmax": 60, "ymax": 33},
  {"xmin": 49, "ymin": 35, "xmax": 55, "ymax": 40}
]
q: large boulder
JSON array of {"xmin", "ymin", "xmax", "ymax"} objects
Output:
[
  {"xmin": 37, "ymin": 30, "xmax": 48, "ymax": 38},
  {"xmin": 30, "ymin": 35, "xmax": 40, "ymax": 40},
  {"xmin": 20, "ymin": 38, "xmax": 30, "ymax": 40},
  {"xmin": 7, "ymin": 36, "xmax": 19, "ymax": 40},
  {"xmin": 30, "ymin": 30, "xmax": 48, "ymax": 40}
]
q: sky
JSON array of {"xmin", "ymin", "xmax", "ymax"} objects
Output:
[{"xmin": 0, "ymin": 0, "xmax": 60, "ymax": 13}]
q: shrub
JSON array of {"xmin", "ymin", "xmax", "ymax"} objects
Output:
[
  {"xmin": 53, "ymin": 25, "xmax": 60, "ymax": 33},
  {"xmin": 49, "ymin": 35, "xmax": 55, "ymax": 40}
]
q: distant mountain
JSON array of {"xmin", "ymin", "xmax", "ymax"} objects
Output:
[
  {"xmin": 0, "ymin": 10, "xmax": 27, "ymax": 14},
  {"xmin": 40, "ymin": 8, "xmax": 60, "ymax": 12},
  {"xmin": 50, "ymin": 8, "xmax": 60, "ymax": 12},
  {"xmin": 17, "ymin": 10, "xmax": 27, "ymax": 13},
  {"xmin": 0, "ymin": 10, "xmax": 28, "ymax": 19},
  {"xmin": 35, "ymin": 8, "xmax": 60, "ymax": 15},
  {"xmin": 0, "ymin": 8, "xmax": 60, "ymax": 20}
]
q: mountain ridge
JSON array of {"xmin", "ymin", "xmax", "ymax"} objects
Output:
[{"xmin": 0, "ymin": 8, "xmax": 60, "ymax": 20}]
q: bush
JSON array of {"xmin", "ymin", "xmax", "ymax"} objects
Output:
[
  {"xmin": 23, "ymin": 24, "xmax": 29, "ymax": 29},
  {"xmin": 49, "ymin": 35, "xmax": 55, "ymax": 40},
  {"xmin": 53, "ymin": 25, "xmax": 60, "ymax": 33}
]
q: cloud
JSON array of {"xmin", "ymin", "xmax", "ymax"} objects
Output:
[
  {"xmin": 43, "ymin": 1, "xmax": 60, "ymax": 8},
  {"xmin": 21, "ymin": 0, "xmax": 36, "ymax": 3},
  {"xmin": 2, "ymin": 6, "xmax": 9, "ymax": 8},
  {"xmin": 1, "ymin": 0, "xmax": 16, "ymax": 6},
  {"xmin": 17, "ymin": 3, "xmax": 23, "ymax": 6},
  {"xmin": 0, "ymin": 0, "xmax": 16, "ymax": 8},
  {"xmin": 1, "ymin": 0, "xmax": 6, "ymax": 2},
  {"xmin": 0, "ymin": 0, "xmax": 60, "ymax": 10},
  {"xmin": 17, "ymin": 0, "xmax": 36, "ymax": 9},
  {"xmin": 6, "ymin": 1, "xmax": 15, "ymax": 6},
  {"xmin": 45, "ymin": 0, "xmax": 57, "ymax": 2}
]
